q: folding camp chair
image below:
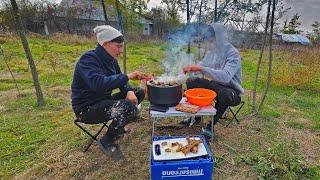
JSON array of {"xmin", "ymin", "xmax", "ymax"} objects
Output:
[
  {"xmin": 74, "ymin": 119, "xmax": 109, "ymax": 152},
  {"xmin": 223, "ymin": 101, "xmax": 245, "ymax": 127}
]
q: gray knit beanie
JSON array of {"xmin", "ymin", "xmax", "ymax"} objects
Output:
[{"xmin": 93, "ymin": 25, "xmax": 123, "ymax": 46}]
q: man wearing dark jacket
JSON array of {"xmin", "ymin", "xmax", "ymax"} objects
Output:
[{"xmin": 71, "ymin": 25, "xmax": 147, "ymax": 160}]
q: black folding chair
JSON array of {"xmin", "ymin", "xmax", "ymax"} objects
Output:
[
  {"xmin": 74, "ymin": 119, "xmax": 109, "ymax": 152},
  {"xmin": 223, "ymin": 101, "xmax": 245, "ymax": 127}
]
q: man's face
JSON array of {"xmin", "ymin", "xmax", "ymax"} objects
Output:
[
  {"xmin": 205, "ymin": 37, "xmax": 216, "ymax": 50},
  {"xmin": 103, "ymin": 41, "xmax": 124, "ymax": 58}
]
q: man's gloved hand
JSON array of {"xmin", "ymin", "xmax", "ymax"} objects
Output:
[{"xmin": 126, "ymin": 91, "xmax": 138, "ymax": 105}]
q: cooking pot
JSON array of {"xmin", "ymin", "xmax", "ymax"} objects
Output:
[{"xmin": 147, "ymin": 81, "xmax": 183, "ymax": 107}]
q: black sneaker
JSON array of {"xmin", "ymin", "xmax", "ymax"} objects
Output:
[
  {"xmin": 201, "ymin": 125, "xmax": 214, "ymax": 142},
  {"xmin": 114, "ymin": 127, "xmax": 131, "ymax": 140},
  {"xmin": 179, "ymin": 116, "xmax": 202, "ymax": 126},
  {"xmin": 118, "ymin": 127, "xmax": 131, "ymax": 134},
  {"xmin": 97, "ymin": 139, "xmax": 125, "ymax": 161}
]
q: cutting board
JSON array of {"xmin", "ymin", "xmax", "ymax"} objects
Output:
[{"xmin": 152, "ymin": 137, "xmax": 208, "ymax": 161}]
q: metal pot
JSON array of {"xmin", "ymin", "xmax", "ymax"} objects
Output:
[{"xmin": 147, "ymin": 82, "xmax": 183, "ymax": 107}]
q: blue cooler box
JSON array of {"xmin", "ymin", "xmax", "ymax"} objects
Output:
[{"xmin": 150, "ymin": 136, "xmax": 215, "ymax": 180}]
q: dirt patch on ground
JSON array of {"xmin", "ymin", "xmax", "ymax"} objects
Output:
[
  {"xmin": 0, "ymin": 71, "xmax": 24, "ymax": 80},
  {"xmin": 281, "ymin": 126, "xmax": 320, "ymax": 165},
  {"xmin": 277, "ymin": 113, "xmax": 320, "ymax": 165},
  {"xmin": 294, "ymin": 117, "xmax": 312, "ymax": 125},
  {"xmin": 0, "ymin": 90, "xmax": 20, "ymax": 102},
  {"xmin": 49, "ymin": 86, "xmax": 71, "ymax": 100}
]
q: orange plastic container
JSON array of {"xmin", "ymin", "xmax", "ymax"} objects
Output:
[{"xmin": 185, "ymin": 88, "xmax": 217, "ymax": 107}]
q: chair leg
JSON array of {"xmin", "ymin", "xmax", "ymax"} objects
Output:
[
  {"xmin": 84, "ymin": 123, "xmax": 108, "ymax": 152},
  {"xmin": 225, "ymin": 101, "xmax": 245, "ymax": 127},
  {"xmin": 75, "ymin": 121, "xmax": 108, "ymax": 152},
  {"xmin": 225, "ymin": 114, "xmax": 235, "ymax": 127},
  {"xmin": 84, "ymin": 138, "xmax": 94, "ymax": 152}
]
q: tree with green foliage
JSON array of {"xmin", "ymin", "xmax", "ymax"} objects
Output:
[
  {"xmin": 282, "ymin": 13, "xmax": 302, "ymax": 34},
  {"xmin": 177, "ymin": 0, "xmax": 210, "ymax": 23},
  {"xmin": 0, "ymin": 0, "xmax": 57, "ymax": 32},
  {"xmin": 105, "ymin": 0, "xmax": 149, "ymax": 36},
  {"xmin": 215, "ymin": 0, "xmax": 267, "ymax": 23},
  {"xmin": 273, "ymin": 0, "xmax": 291, "ymax": 32},
  {"xmin": 161, "ymin": 0, "xmax": 182, "ymax": 26},
  {"xmin": 126, "ymin": 0, "xmax": 150, "ymax": 14}
]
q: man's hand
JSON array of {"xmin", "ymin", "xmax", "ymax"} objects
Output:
[
  {"xmin": 127, "ymin": 71, "xmax": 142, "ymax": 80},
  {"xmin": 141, "ymin": 73, "xmax": 154, "ymax": 81},
  {"xmin": 127, "ymin": 71, "xmax": 154, "ymax": 80},
  {"xmin": 183, "ymin": 65, "xmax": 203, "ymax": 74},
  {"xmin": 126, "ymin": 91, "xmax": 138, "ymax": 105}
]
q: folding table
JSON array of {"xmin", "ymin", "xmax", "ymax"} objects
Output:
[{"xmin": 149, "ymin": 98, "xmax": 217, "ymax": 142}]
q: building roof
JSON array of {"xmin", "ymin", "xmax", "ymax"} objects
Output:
[{"xmin": 276, "ymin": 33, "xmax": 311, "ymax": 45}]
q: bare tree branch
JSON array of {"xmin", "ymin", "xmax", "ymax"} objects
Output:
[
  {"xmin": 258, "ymin": 0, "xmax": 276, "ymax": 112},
  {"xmin": 252, "ymin": 0, "xmax": 271, "ymax": 113},
  {"xmin": 0, "ymin": 45, "xmax": 21, "ymax": 96},
  {"xmin": 10, "ymin": 0, "xmax": 45, "ymax": 106}
]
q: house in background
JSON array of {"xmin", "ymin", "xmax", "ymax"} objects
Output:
[
  {"xmin": 271, "ymin": 33, "xmax": 311, "ymax": 49},
  {"xmin": 138, "ymin": 15, "xmax": 153, "ymax": 36},
  {"xmin": 274, "ymin": 33, "xmax": 311, "ymax": 45},
  {"xmin": 55, "ymin": 0, "xmax": 153, "ymax": 35},
  {"xmin": 26, "ymin": 0, "xmax": 153, "ymax": 36}
]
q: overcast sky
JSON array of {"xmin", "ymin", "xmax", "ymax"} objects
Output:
[
  {"xmin": 148, "ymin": 0, "xmax": 320, "ymax": 32},
  {"xmin": 282, "ymin": 0, "xmax": 320, "ymax": 32},
  {"xmin": 53, "ymin": 0, "xmax": 319, "ymax": 32}
]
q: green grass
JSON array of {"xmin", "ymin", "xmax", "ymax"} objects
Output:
[{"xmin": 0, "ymin": 35, "xmax": 319, "ymax": 179}]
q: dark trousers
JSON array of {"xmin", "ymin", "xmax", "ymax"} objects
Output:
[
  {"xmin": 75, "ymin": 88, "xmax": 145, "ymax": 143},
  {"xmin": 186, "ymin": 78, "xmax": 241, "ymax": 126}
]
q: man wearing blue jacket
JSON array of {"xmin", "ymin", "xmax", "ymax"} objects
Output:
[
  {"xmin": 182, "ymin": 23, "xmax": 244, "ymax": 139},
  {"xmin": 71, "ymin": 25, "xmax": 147, "ymax": 160}
]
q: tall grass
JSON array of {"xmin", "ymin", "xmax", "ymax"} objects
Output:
[
  {"xmin": 272, "ymin": 46, "xmax": 320, "ymax": 91},
  {"xmin": 49, "ymin": 33, "xmax": 96, "ymax": 45}
]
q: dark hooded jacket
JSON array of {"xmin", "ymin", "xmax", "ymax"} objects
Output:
[{"xmin": 71, "ymin": 44, "xmax": 133, "ymax": 112}]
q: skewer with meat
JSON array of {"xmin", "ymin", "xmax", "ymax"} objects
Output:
[{"xmin": 177, "ymin": 139, "xmax": 202, "ymax": 155}]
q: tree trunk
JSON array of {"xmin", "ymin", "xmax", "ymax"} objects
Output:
[
  {"xmin": 214, "ymin": 0, "xmax": 218, "ymax": 22},
  {"xmin": 198, "ymin": 0, "xmax": 203, "ymax": 61},
  {"xmin": 10, "ymin": 0, "xmax": 45, "ymax": 106},
  {"xmin": 115, "ymin": 0, "xmax": 127, "ymax": 74},
  {"xmin": 100, "ymin": 0, "xmax": 110, "ymax": 25},
  {"xmin": 258, "ymin": 0, "xmax": 276, "ymax": 112},
  {"xmin": 187, "ymin": 0, "xmax": 191, "ymax": 53},
  {"xmin": 252, "ymin": 0, "xmax": 271, "ymax": 113}
]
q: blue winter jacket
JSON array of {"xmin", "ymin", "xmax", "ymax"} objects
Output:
[{"xmin": 71, "ymin": 44, "xmax": 133, "ymax": 112}]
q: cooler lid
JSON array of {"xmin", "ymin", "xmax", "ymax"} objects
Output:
[{"xmin": 152, "ymin": 137, "xmax": 208, "ymax": 161}]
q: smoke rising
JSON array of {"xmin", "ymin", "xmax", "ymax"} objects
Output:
[{"xmin": 160, "ymin": 23, "xmax": 214, "ymax": 82}]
